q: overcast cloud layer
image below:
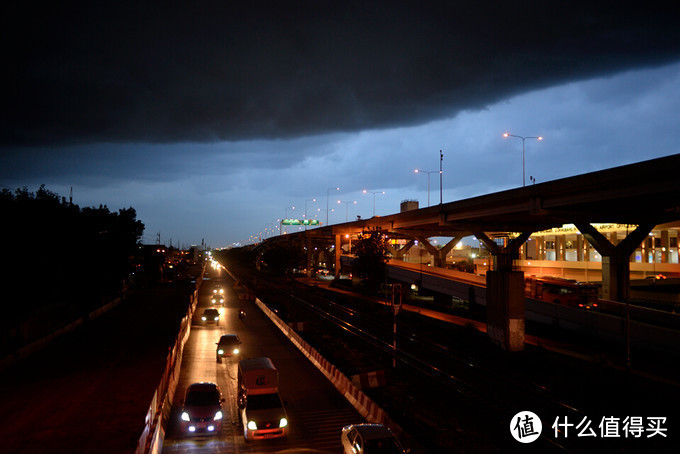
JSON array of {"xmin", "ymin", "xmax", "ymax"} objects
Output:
[
  {"xmin": 3, "ymin": 2, "xmax": 680, "ymax": 145},
  {"xmin": 2, "ymin": 3, "xmax": 680, "ymax": 247},
  {"xmin": 2, "ymin": 62, "xmax": 679, "ymax": 247}
]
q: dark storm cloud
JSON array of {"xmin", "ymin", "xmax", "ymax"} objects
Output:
[{"xmin": 3, "ymin": 1, "xmax": 680, "ymax": 147}]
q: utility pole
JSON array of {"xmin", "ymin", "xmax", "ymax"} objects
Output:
[{"xmin": 439, "ymin": 150, "xmax": 443, "ymax": 205}]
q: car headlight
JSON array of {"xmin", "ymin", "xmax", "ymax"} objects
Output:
[
  {"xmin": 202, "ymin": 317, "xmax": 207, "ymax": 321},
  {"xmin": 181, "ymin": 411, "xmax": 190, "ymax": 422},
  {"xmin": 214, "ymin": 410, "xmax": 223, "ymax": 420},
  {"xmin": 279, "ymin": 417, "xmax": 288, "ymax": 428},
  {"xmin": 233, "ymin": 348, "xmax": 239, "ymax": 354},
  {"xmin": 217, "ymin": 349, "xmax": 224, "ymax": 355},
  {"xmin": 247, "ymin": 420, "xmax": 258, "ymax": 430},
  {"xmin": 214, "ymin": 316, "xmax": 219, "ymax": 321}
]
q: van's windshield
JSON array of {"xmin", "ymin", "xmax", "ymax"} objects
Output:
[{"xmin": 246, "ymin": 393, "xmax": 282, "ymax": 410}]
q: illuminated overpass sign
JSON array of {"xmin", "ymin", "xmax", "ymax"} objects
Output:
[{"xmin": 282, "ymin": 219, "xmax": 322, "ymax": 226}]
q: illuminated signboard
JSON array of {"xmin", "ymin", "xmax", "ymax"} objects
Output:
[{"xmin": 282, "ymin": 219, "xmax": 322, "ymax": 226}]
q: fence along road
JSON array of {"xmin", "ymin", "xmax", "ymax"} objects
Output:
[{"xmin": 161, "ymin": 265, "xmax": 361, "ymax": 454}]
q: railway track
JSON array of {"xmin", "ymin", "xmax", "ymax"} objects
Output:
[
  {"xmin": 234, "ymin": 269, "xmax": 589, "ymax": 452},
  {"xmin": 225, "ymin": 261, "xmax": 679, "ymax": 453}
]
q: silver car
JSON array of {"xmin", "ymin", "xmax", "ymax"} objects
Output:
[{"xmin": 341, "ymin": 423, "xmax": 407, "ymax": 454}]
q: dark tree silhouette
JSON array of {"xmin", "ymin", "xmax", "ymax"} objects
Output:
[
  {"xmin": 352, "ymin": 229, "xmax": 391, "ymax": 289},
  {"xmin": 0, "ymin": 185, "xmax": 144, "ymax": 322}
]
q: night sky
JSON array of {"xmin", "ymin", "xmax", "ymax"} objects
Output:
[{"xmin": 2, "ymin": 2, "xmax": 680, "ymax": 247}]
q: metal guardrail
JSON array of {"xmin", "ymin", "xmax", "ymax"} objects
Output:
[{"xmin": 248, "ymin": 285, "xmax": 405, "ymax": 438}]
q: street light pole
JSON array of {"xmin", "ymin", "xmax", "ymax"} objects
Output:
[
  {"xmin": 326, "ymin": 187, "xmax": 339, "ymax": 225},
  {"xmin": 362, "ymin": 189, "xmax": 385, "ymax": 217},
  {"xmin": 414, "ymin": 169, "xmax": 439, "ymax": 207},
  {"xmin": 305, "ymin": 198, "xmax": 316, "ymax": 229},
  {"xmin": 440, "ymin": 150, "xmax": 443, "ymax": 205},
  {"xmin": 503, "ymin": 132, "xmax": 543, "ymax": 187},
  {"xmin": 337, "ymin": 200, "xmax": 357, "ymax": 222},
  {"xmin": 283, "ymin": 206, "xmax": 295, "ymax": 234}
]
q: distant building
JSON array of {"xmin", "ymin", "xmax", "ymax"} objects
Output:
[
  {"xmin": 392, "ymin": 222, "xmax": 680, "ymax": 282},
  {"xmin": 400, "ymin": 200, "xmax": 419, "ymax": 212}
]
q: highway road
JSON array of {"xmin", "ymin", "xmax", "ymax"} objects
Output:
[{"xmin": 162, "ymin": 265, "xmax": 363, "ymax": 454}]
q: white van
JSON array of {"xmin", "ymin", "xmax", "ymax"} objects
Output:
[{"xmin": 237, "ymin": 357, "xmax": 288, "ymax": 440}]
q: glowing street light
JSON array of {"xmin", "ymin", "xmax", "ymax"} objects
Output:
[
  {"xmin": 326, "ymin": 187, "xmax": 340, "ymax": 225},
  {"xmin": 282, "ymin": 206, "xmax": 295, "ymax": 234},
  {"xmin": 337, "ymin": 200, "xmax": 357, "ymax": 222},
  {"xmin": 362, "ymin": 189, "xmax": 385, "ymax": 217},
  {"xmin": 503, "ymin": 132, "xmax": 543, "ymax": 187},
  {"xmin": 414, "ymin": 169, "xmax": 440, "ymax": 207},
  {"xmin": 304, "ymin": 198, "xmax": 317, "ymax": 229}
]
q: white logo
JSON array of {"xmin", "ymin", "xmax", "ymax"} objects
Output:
[{"xmin": 511, "ymin": 411, "xmax": 542, "ymax": 443}]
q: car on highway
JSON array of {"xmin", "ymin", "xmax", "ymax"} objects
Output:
[
  {"xmin": 201, "ymin": 308, "xmax": 220, "ymax": 324},
  {"xmin": 180, "ymin": 382, "xmax": 225, "ymax": 434},
  {"xmin": 216, "ymin": 334, "xmax": 241, "ymax": 362},
  {"xmin": 211, "ymin": 293, "xmax": 225, "ymax": 305},
  {"xmin": 315, "ymin": 267, "xmax": 331, "ymax": 277},
  {"xmin": 212, "ymin": 284, "xmax": 225, "ymax": 295},
  {"xmin": 238, "ymin": 358, "xmax": 288, "ymax": 440},
  {"xmin": 341, "ymin": 423, "xmax": 407, "ymax": 454}
]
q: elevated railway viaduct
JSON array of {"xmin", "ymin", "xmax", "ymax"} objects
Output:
[{"xmin": 253, "ymin": 154, "xmax": 680, "ymax": 351}]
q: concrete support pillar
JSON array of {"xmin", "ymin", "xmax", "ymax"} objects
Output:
[
  {"xmin": 305, "ymin": 234, "xmax": 313, "ymax": 277},
  {"xmin": 576, "ymin": 223, "xmax": 654, "ymax": 302},
  {"xmin": 556, "ymin": 235, "xmax": 566, "ymax": 261},
  {"xmin": 437, "ymin": 235, "xmax": 466, "ymax": 267},
  {"xmin": 486, "ymin": 270, "xmax": 526, "ymax": 351},
  {"xmin": 334, "ymin": 234, "xmax": 342, "ymax": 277},
  {"xmin": 537, "ymin": 236, "xmax": 545, "ymax": 260},
  {"xmin": 661, "ymin": 230, "xmax": 670, "ymax": 263},
  {"xmin": 416, "ymin": 236, "xmax": 465, "ymax": 268},
  {"xmin": 576, "ymin": 235, "xmax": 584, "ymax": 261},
  {"xmin": 395, "ymin": 239, "xmax": 416, "ymax": 260},
  {"xmin": 526, "ymin": 237, "xmax": 539, "ymax": 260},
  {"xmin": 476, "ymin": 231, "xmax": 532, "ymax": 352},
  {"xmin": 416, "ymin": 237, "xmax": 439, "ymax": 267}
]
